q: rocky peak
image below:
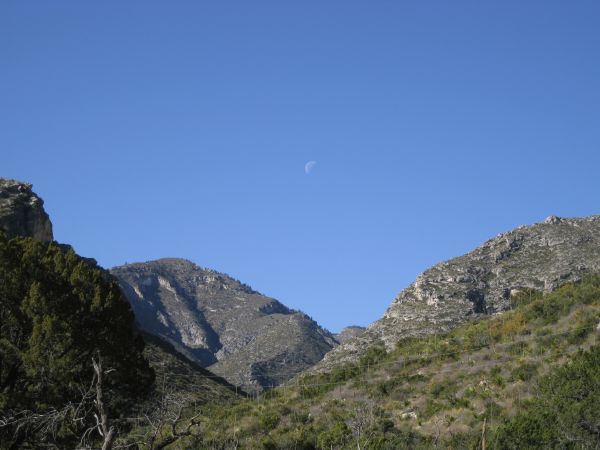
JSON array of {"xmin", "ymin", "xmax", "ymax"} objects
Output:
[
  {"xmin": 315, "ymin": 214, "xmax": 600, "ymax": 370},
  {"xmin": 335, "ymin": 326, "xmax": 367, "ymax": 344},
  {"xmin": 0, "ymin": 178, "xmax": 53, "ymax": 242},
  {"xmin": 544, "ymin": 215, "xmax": 563, "ymax": 224},
  {"xmin": 111, "ymin": 258, "xmax": 337, "ymax": 392}
]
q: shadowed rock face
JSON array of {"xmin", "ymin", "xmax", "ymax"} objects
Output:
[
  {"xmin": 111, "ymin": 259, "xmax": 338, "ymax": 392},
  {"xmin": 0, "ymin": 179, "xmax": 53, "ymax": 242},
  {"xmin": 315, "ymin": 215, "xmax": 600, "ymax": 371}
]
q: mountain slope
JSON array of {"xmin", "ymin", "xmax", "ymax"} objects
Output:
[
  {"xmin": 141, "ymin": 332, "xmax": 240, "ymax": 402},
  {"xmin": 316, "ymin": 214, "xmax": 600, "ymax": 371},
  {"xmin": 111, "ymin": 258, "xmax": 337, "ymax": 392},
  {"xmin": 0, "ymin": 179, "xmax": 242, "ymax": 448},
  {"xmin": 192, "ymin": 276, "xmax": 600, "ymax": 449}
]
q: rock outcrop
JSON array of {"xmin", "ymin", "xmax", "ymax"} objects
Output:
[
  {"xmin": 111, "ymin": 258, "xmax": 338, "ymax": 392},
  {"xmin": 335, "ymin": 326, "xmax": 366, "ymax": 344},
  {"xmin": 315, "ymin": 215, "xmax": 600, "ymax": 370},
  {"xmin": 0, "ymin": 178, "xmax": 53, "ymax": 242}
]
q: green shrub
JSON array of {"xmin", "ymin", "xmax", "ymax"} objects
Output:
[
  {"xmin": 510, "ymin": 362, "xmax": 538, "ymax": 381},
  {"xmin": 510, "ymin": 288, "xmax": 542, "ymax": 309},
  {"xmin": 494, "ymin": 345, "xmax": 600, "ymax": 449},
  {"xmin": 359, "ymin": 345, "xmax": 388, "ymax": 367},
  {"xmin": 259, "ymin": 412, "xmax": 280, "ymax": 431},
  {"xmin": 507, "ymin": 341, "xmax": 529, "ymax": 356},
  {"xmin": 316, "ymin": 421, "xmax": 349, "ymax": 449},
  {"xmin": 464, "ymin": 324, "xmax": 493, "ymax": 350},
  {"xmin": 567, "ymin": 310, "xmax": 598, "ymax": 345},
  {"xmin": 492, "ymin": 373, "xmax": 506, "ymax": 387}
]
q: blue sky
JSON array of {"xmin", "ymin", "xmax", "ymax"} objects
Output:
[{"xmin": 2, "ymin": 1, "xmax": 599, "ymax": 332}]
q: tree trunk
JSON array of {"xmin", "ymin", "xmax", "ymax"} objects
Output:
[{"xmin": 93, "ymin": 356, "xmax": 116, "ymax": 450}]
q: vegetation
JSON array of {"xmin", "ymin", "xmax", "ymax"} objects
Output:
[
  {"xmin": 495, "ymin": 344, "xmax": 600, "ymax": 449},
  {"xmin": 0, "ymin": 234, "xmax": 154, "ymax": 448},
  {"xmin": 1, "ymin": 230, "xmax": 599, "ymax": 448},
  {"xmin": 176, "ymin": 276, "xmax": 600, "ymax": 449}
]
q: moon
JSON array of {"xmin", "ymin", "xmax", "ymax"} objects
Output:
[{"xmin": 304, "ymin": 160, "xmax": 317, "ymax": 174}]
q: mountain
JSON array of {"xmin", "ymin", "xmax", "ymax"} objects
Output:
[
  {"xmin": 111, "ymin": 258, "xmax": 338, "ymax": 392},
  {"xmin": 315, "ymin": 214, "xmax": 600, "ymax": 370},
  {"xmin": 0, "ymin": 177, "xmax": 336, "ymax": 393},
  {"xmin": 193, "ymin": 275, "xmax": 600, "ymax": 448},
  {"xmin": 335, "ymin": 325, "xmax": 366, "ymax": 343},
  {"xmin": 0, "ymin": 178, "xmax": 53, "ymax": 241},
  {"xmin": 3, "ymin": 177, "xmax": 599, "ymax": 447},
  {"xmin": 0, "ymin": 179, "xmax": 242, "ymax": 448}
]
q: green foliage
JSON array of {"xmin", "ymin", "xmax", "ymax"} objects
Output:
[
  {"xmin": 259, "ymin": 412, "xmax": 280, "ymax": 431},
  {"xmin": 510, "ymin": 288, "xmax": 542, "ymax": 309},
  {"xmin": 0, "ymin": 235, "xmax": 154, "ymax": 447},
  {"xmin": 507, "ymin": 340, "xmax": 529, "ymax": 356},
  {"xmin": 491, "ymin": 372, "xmax": 506, "ymax": 387},
  {"xmin": 522, "ymin": 276, "xmax": 600, "ymax": 325},
  {"xmin": 429, "ymin": 379, "xmax": 461, "ymax": 408},
  {"xmin": 188, "ymin": 275, "xmax": 600, "ymax": 448},
  {"xmin": 494, "ymin": 345, "xmax": 600, "ymax": 449},
  {"xmin": 567, "ymin": 309, "xmax": 599, "ymax": 345},
  {"xmin": 511, "ymin": 363, "xmax": 538, "ymax": 381},
  {"xmin": 359, "ymin": 345, "xmax": 387, "ymax": 367},
  {"xmin": 316, "ymin": 421, "xmax": 349, "ymax": 449},
  {"xmin": 330, "ymin": 364, "xmax": 360, "ymax": 383},
  {"xmin": 464, "ymin": 322, "xmax": 494, "ymax": 350}
]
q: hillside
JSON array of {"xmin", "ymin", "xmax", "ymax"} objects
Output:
[
  {"xmin": 317, "ymin": 215, "xmax": 600, "ymax": 371},
  {"xmin": 186, "ymin": 276, "xmax": 600, "ymax": 449},
  {"xmin": 0, "ymin": 180, "xmax": 243, "ymax": 449},
  {"xmin": 3, "ymin": 177, "xmax": 598, "ymax": 448},
  {"xmin": 0, "ymin": 233, "xmax": 154, "ymax": 449},
  {"xmin": 142, "ymin": 332, "xmax": 241, "ymax": 402},
  {"xmin": 111, "ymin": 258, "xmax": 338, "ymax": 392}
]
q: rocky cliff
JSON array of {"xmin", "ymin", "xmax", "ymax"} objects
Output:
[
  {"xmin": 315, "ymin": 215, "xmax": 600, "ymax": 370},
  {"xmin": 111, "ymin": 258, "xmax": 338, "ymax": 392},
  {"xmin": 0, "ymin": 178, "xmax": 53, "ymax": 242}
]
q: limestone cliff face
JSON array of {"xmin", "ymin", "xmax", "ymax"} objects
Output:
[
  {"xmin": 315, "ymin": 215, "xmax": 600, "ymax": 370},
  {"xmin": 0, "ymin": 179, "xmax": 53, "ymax": 242},
  {"xmin": 111, "ymin": 258, "xmax": 338, "ymax": 392}
]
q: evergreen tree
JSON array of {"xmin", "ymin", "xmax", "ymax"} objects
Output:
[{"xmin": 0, "ymin": 233, "xmax": 154, "ymax": 447}]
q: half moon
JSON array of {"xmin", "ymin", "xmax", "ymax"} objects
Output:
[{"xmin": 304, "ymin": 160, "xmax": 317, "ymax": 174}]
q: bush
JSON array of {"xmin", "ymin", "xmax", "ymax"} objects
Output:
[
  {"xmin": 316, "ymin": 421, "xmax": 349, "ymax": 449},
  {"xmin": 464, "ymin": 323, "xmax": 493, "ymax": 350},
  {"xmin": 567, "ymin": 310, "xmax": 598, "ymax": 345},
  {"xmin": 510, "ymin": 362, "xmax": 538, "ymax": 382},
  {"xmin": 359, "ymin": 345, "xmax": 387, "ymax": 367},
  {"xmin": 494, "ymin": 345, "xmax": 600, "ymax": 449},
  {"xmin": 259, "ymin": 412, "xmax": 281, "ymax": 431},
  {"xmin": 507, "ymin": 341, "xmax": 529, "ymax": 356}
]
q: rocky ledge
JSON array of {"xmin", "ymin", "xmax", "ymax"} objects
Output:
[{"xmin": 0, "ymin": 178, "xmax": 53, "ymax": 242}]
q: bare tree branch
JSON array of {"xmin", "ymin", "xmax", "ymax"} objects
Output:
[{"xmin": 92, "ymin": 355, "xmax": 116, "ymax": 450}]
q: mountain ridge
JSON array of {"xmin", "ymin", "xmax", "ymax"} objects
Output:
[
  {"xmin": 314, "ymin": 214, "xmax": 600, "ymax": 371},
  {"xmin": 111, "ymin": 258, "xmax": 338, "ymax": 392}
]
